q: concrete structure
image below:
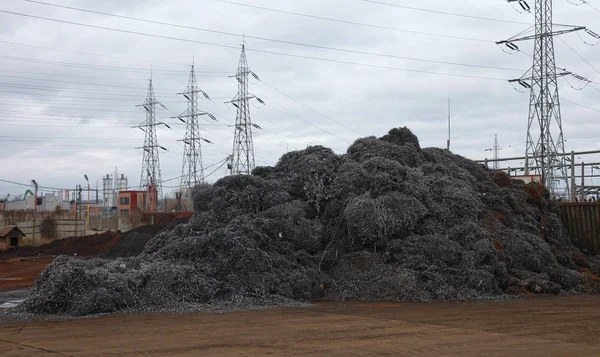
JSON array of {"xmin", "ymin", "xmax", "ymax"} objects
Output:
[
  {"xmin": 0, "ymin": 225, "xmax": 25, "ymax": 250},
  {"xmin": 103, "ymin": 173, "xmax": 114, "ymax": 209},
  {"xmin": 118, "ymin": 191, "xmax": 148, "ymax": 216},
  {"xmin": 5, "ymin": 193, "xmax": 70, "ymax": 212},
  {"xmin": 118, "ymin": 174, "xmax": 128, "ymax": 192}
]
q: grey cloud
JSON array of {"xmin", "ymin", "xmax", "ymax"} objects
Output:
[{"xmin": 0, "ymin": 0, "xmax": 599, "ymax": 196}]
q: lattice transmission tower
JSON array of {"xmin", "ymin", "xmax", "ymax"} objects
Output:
[
  {"xmin": 135, "ymin": 77, "xmax": 169, "ymax": 212},
  {"xmin": 485, "ymin": 134, "xmax": 506, "ymax": 170},
  {"xmin": 175, "ymin": 61, "xmax": 216, "ymax": 211},
  {"xmin": 227, "ymin": 43, "xmax": 264, "ymax": 176},
  {"xmin": 497, "ymin": 0, "xmax": 591, "ymax": 197},
  {"xmin": 493, "ymin": 135, "xmax": 501, "ymax": 170}
]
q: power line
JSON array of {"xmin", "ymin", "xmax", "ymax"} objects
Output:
[
  {"xmin": 557, "ymin": 37, "xmax": 600, "ymax": 77},
  {"xmin": 0, "ymin": 152, "xmax": 280, "ymax": 194},
  {"xmin": 361, "ymin": 0, "xmax": 530, "ymax": 24},
  {"xmin": 0, "ymin": 54, "xmax": 190, "ymax": 74},
  {"xmin": 0, "ymin": 96, "xmax": 226, "ymax": 107},
  {"xmin": 0, "ymin": 73, "xmax": 228, "ymax": 91},
  {"xmin": 0, "ymin": 135, "xmax": 147, "ymax": 142},
  {"xmin": 261, "ymin": 95, "xmax": 353, "ymax": 146},
  {"xmin": 0, "ymin": 80, "xmax": 337, "ymax": 153},
  {"xmin": 215, "ymin": 0, "xmax": 489, "ymax": 43},
  {"xmin": 562, "ymin": 98, "xmax": 600, "ymax": 113},
  {"xmin": 0, "ymin": 39, "xmax": 212, "ymax": 68},
  {"xmin": 11, "ymin": 4, "xmax": 522, "ymax": 72},
  {"xmin": 259, "ymin": 81, "xmax": 363, "ymax": 137},
  {"xmin": 0, "ymin": 88, "xmax": 227, "ymax": 104},
  {"xmin": 0, "ymin": 105, "xmax": 143, "ymax": 114},
  {"xmin": 0, "ymin": 10, "xmax": 509, "ymax": 81},
  {"xmin": 0, "ymin": 82, "xmax": 179, "ymax": 97},
  {"xmin": 582, "ymin": 0, "xmax": 600, "ymax": 13},
  {"xmin": 207, "ymin": 100, "xmax": 301, "ymax": 152}
]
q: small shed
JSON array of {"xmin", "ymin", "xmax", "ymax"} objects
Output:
[{"xmin": 0, "ymin": 225, "xmax": 26, "ymax": 250}]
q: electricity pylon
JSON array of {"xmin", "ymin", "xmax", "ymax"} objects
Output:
[
  {"xmin": 175, "ymin": 61, "xmax": 216, "ymax": 211},
  {"xmin": 134, "ymin": 77, "xmax": 170, "ymax": 212},
  {"xmin": 485, "ymin": 134, "xmax": 509, "ymax": 170},
  {"xmin": 227, "ymin": 43, "xmax": 264, "ymax": 176},
  {"xmin": 497, "ymin": 0, "xmax": 588, "ymax": 197},
  {"xmin": 493, "ymin": 135, "xmax": 501, "ymax": 170}
]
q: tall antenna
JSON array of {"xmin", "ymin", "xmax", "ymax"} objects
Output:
[
  {"xmin": 227, "ymin": 42, "xmax": 264, "ymax": 175},
  {"xmin": 497, "ymin": 0, "xmax": 589, "ymax": 197},
  {"xmin": 134, "ymin": 77, "xmax": 170, "ymax": 212},
  {"xmin": 175, "ymin": 60, "xmax": 216, "ymax": 211}
]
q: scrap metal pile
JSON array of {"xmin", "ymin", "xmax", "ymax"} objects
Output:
[{"xmin": 19, "ymin": 128, "xmax": 600, "ymax": 316}]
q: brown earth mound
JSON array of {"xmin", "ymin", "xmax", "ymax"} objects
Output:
[
  {"xmin": 0, "ymin": 231, "xmax": 121, "ymax": 259},
  {"xmin": 1, "ymin": 217, "xmax": 191, "ymax": 260}
]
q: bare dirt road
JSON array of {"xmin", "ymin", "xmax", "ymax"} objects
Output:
[
  {"xmin": 1, "ymin": 296, "xmax": 600, "ymax": 356},
  {"xmin": 0, "ymin": 257, "xmax": 53, "ymax": 290}
]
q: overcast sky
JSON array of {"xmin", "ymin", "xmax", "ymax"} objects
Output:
[{"xmin": 0, "ymin": 0, "xmax": 599, "ymax": 199}]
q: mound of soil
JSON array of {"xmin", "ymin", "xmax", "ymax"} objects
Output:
[{"xmin": 0, "ymin": 231, "xmax": 121, "ymax": 259}]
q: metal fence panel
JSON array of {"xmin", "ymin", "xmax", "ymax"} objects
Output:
[{"xmin": 558, "ymin": 202, "xmax": 600, "ymax": 255}]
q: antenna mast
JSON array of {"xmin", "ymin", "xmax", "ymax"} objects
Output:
[{"xmin": 447, "ymin": 97, "xmax": 451, "ymax": 151}]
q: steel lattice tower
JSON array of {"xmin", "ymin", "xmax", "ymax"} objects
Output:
[
  {"xmin": 228, "ymin": 44, "xmax": 262, "ymax": 175},
  {"xmin": 136, "ymin": 78, "xmax": 167, "ymax": 212},
  {"xmin": 498, "ymin": 0, "xmax": 586, "ymax": 197},
  {"xmin": 493, "ymin": 134, "xmax": 501, "ymax": 170},
  {"xmin": 176, "ymin": 62, "xmax": 215, "ymax": 211}
]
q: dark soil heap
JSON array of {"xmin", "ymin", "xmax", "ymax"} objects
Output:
[
  {"xmin": 0, "ymin": 231, "xmax": 120, "ymax": 258},
  {"xmin": 19, "ymin": 127, "xmax": 600, "ymax": 316}
]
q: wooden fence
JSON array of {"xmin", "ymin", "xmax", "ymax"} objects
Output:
[{"xmin": 558, "ymin": 202, "xmax": 600, "ymax": 255}]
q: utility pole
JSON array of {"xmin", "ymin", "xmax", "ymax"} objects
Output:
[
  {"xmin": 134, "ymin": 76, "xmax": 170, "ymax": 213},
  {"xmin": 75, "ymin": 184, "xmax": 82, "ymax": 236},
  {"xmin": 570, "ymin": 151, "xmax": 576, "ymax": 201},
  {"xmin": 84, "ymin": 174, "xmax": 90, "ymax": 234},
  {"xmin": 581, "ymin": 161, "xmax": 585, "ymax": 202},
  {"xmin": 497, "ymin": 0, "xmax": 592, "ymax": 198},
  {"xmin": 31, "ymin": 179, "xmax": 38, "ymax": 245},
  {"xmin": 175, "ymin": 59, "xmax": 216, "ymax": 211},
  {"xmin": 227, "ymin": 42, "xmax": 264, "ymax": 176}
]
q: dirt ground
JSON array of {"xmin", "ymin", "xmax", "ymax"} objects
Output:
[
  {"xmin": 0, "ymin": 296, "xmax": 599, "ymax": 356},
  {"xmin": 0, "ymin": 257, "xmax": 53, "ymax": 290}
]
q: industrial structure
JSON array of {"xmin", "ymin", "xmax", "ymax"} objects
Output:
[
  {"xmin": 135, "ymin": 78, "xmax": 169, "ymax": 212},
  {"xmin": 176, "ymin": 61, "xmax": 216, "ymax": 211},
  {"xmin": 102, "ymin": 168, "xmax": 128, "ymax": 212},
  {"xmin": 227, "ymin": 43, "xmax": 264, "ymax": 176},
  {"xmin": 497, "ymin": 0, "xmax": 596, "ymax": 198}
]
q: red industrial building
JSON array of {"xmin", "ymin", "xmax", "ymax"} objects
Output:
[{"xmin": 118, "ymin": 190, "xmax": 148, "ymax": 216}]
